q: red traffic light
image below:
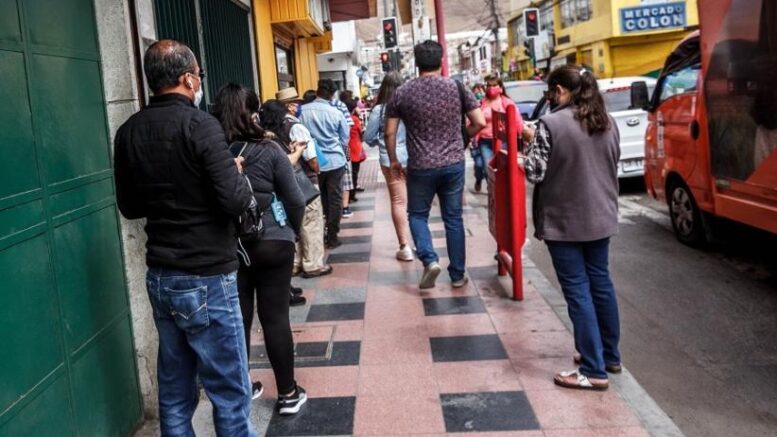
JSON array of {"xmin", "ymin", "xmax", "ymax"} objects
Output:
[
  {"xmin": 380, "ymin": 52, "xmax": 390, "ymax": 62},
  {"xmin": 527, "ymin": 11, "xmax": 536, "ymax": 21}
]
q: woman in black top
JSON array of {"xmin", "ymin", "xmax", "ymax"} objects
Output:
[{"xmin": 212, "ymin": 83, "xmax": 307, "ymax": 415}]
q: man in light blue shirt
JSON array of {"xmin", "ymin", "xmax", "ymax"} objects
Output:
[{"xmin": 299, "ymin": 79, "xmax": 350, "ymax": 248}]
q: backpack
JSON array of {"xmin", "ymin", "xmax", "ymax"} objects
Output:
[{"xmin": 232, "ymin": 142, "xmax": 264, "ymax": 266}]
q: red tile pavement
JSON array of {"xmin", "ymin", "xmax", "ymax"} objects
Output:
[{"xmin": 242, "ymin": 158, "xmax": 657, "ymax": 436}]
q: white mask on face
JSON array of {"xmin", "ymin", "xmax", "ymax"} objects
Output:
[{"xmin": 193, "ymin": 87, "xmax": 203, "ymax": 107}]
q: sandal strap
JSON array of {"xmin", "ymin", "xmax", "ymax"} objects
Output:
[{"xmin": 557, "ymin": 369, "xmax": 594, "ymax": 388}]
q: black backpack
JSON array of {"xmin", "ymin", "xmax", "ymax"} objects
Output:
[{"xmin": 232, "ymin": 142, "xmax": 264, "ymax": 265}]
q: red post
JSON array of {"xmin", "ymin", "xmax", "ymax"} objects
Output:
[
  {"xmin": 433, "ymin": 0, "xmax": 449, "ymax": 76},
  {"xmin": 505, "ymin": 104, "xmax": 525, "ymax": 301}
]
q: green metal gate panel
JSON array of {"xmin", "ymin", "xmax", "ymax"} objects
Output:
[
  {"xmin": 0, "ymin": 0, "xmax": 142, "ymax": 435},
  {"xmin": 154, "ymin": 0, "xmax": 255, "ymax": 105},
  {"xmin": 200, "ymin": 0, "xmax": 255, "ymax": 94}
]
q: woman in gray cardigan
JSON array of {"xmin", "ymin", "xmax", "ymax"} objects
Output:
[{"xmin": 522, "ymin": 65, "xmax": 622, "ymax": 391}]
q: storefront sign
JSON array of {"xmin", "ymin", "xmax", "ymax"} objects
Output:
[{"xmin": 620, "ymin": 1, "xmax": 686, "ymax": 33}]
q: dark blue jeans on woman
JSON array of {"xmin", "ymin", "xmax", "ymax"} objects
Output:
[
  {"xmin": 471, "ymin": 138, "xmax": 494, "ymax": 184},
  {"xmin": 407, "ymin": 161, "xmax": 466, "ymax": 281},
  {"xmin": 146, "ymin": 268, "xmax": 257, "ymax": 437},
  {"xmin": 545, "ymin": 238, "xmax": 621, "ymax": 379}
]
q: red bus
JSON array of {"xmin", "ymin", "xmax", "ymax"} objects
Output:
[{"xmin": 632, "ymin": 0, "xmax": 777, "ymax": 244}]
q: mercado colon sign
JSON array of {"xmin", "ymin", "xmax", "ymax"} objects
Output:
[{"xmin": 620, "ymin": 1, "xmax": 686, "ymax": 33}]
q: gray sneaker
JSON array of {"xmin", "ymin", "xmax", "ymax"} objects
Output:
[
  {"xmin": 419, "ymin": 262, "xmax": 442, "ymax": 289},
  {"xmin": 451, "ymin": 275, "xmax": 469, "ymax": 288}
]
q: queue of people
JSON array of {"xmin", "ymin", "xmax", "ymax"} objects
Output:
[{"xmin": 114, "ymin": 37, "xmax": 623, "ymax": 435}]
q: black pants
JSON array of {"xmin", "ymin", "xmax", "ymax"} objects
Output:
[
  {"xmin": 237, "ymin": 239, "xmax": 296, "ymax": 393},
  {"xmin": 319, "ymin": 166, "xmax": 345, "ymax": 242},
  {"xmin": 351, "ymin": 161, "xmax": 362, "ymax": 191}
]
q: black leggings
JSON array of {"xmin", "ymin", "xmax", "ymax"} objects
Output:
[
  {"xmin": 237, "ymin": 239, "xmax": 296, "ymax": 393},
  {"xmin": 352, "ymin": 161, "xmax": 362, "ymax": 189}
]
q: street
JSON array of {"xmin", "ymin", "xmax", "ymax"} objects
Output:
[{"xmin": 520, "ymin": 179, "xmax": 777, "ymax": 437}]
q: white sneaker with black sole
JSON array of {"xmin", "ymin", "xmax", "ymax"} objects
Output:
[
  {"xmin": 251, "ymin": 381, "xmax": 264, "ymax": 400},
  {"xmin": 278, "ymin": 385, "xmax": 307, "ymax": 415},
  {"xmin": 419, "ymin": 261, "xmax": 442, "ymax": 289}
]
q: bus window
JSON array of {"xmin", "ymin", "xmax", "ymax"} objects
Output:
[
  {"xmin": 658, "ymin": 66, "xmax": 700, "ymax": 103},
  {"xmin": 706, "ymin": 0, "xmax": 777, "ymax": 181}
]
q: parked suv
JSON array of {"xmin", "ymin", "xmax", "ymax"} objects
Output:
[{"xmin": 527, "ymin": 76, "xmax": 657, "ymax": 179}]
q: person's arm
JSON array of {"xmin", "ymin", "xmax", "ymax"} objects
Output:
[
  {"xmin": 463, "ymin": 87, "xmax": 486, "ymax": 138},
  {"xmin": 191, "ymin": 116, "xmax": 252, "ymax": 216},
  {"xmin": 338, "ymin": 115, "xmax": 350, "ymax": 159},
  {"xmin": 363, "ymin": 107, "xmax": 382, "ymax": 147},
  {"xmin": 385, "ymin": 117, "xmax": 402, "ymax": 174},
  {"xmin": 290, "ymin": 123, "xmax": 320, "ymax": 173},
  {"xmin": 522, "ymin": 121, "xmax": 552, "ymax": 185},
  {"xmin": 272, "ymin": 149, "xmax": 305, "ymax": 235},
  {"xmin": 114, "ymin": 127, "xmax": 146, "ymax": 219}
]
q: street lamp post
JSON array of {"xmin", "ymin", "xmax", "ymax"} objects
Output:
[{"xmin": 433, "ymin": 0, "xmax": 449, "ymax": 76}]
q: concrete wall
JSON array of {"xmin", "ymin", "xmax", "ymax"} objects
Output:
[{"xmin": 93, "ymin": 0, "xmax": 158, "ymax": 420}]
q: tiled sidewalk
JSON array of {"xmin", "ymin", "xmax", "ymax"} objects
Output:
[
  {"xmin": 134, "ymin": 154, "xmax": 667, "ymax": 437},
  {"xmin": 244, "ymin": 156, "xmax": 654, "ymax": 437}
]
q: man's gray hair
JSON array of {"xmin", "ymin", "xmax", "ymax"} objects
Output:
[{"xmin": 143, "ymin": 39, "xmax": 197, "ymax": 93}]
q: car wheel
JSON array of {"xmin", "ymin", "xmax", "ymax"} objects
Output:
[{"xmin": 668, "ymin": 181, "xmax": 706, "ymax": 246}]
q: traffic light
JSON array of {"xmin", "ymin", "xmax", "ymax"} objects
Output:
[
  {"xmin": 523, "ymin": 40, "xmax": 534, "ymax": 58},
  {"xmin": 380, "ymin": 52, "xmax": 391, "ymax": 72},
  {"xmin": 382, "ymin": 17, "xmax": 398, "ymax": 49},
  {"xmin": 524, "ymin": 8, "xmax": 539, "ymax": 38}
]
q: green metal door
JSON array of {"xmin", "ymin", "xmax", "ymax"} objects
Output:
[
  {"xmin": 154, "ymin": 0, "xmax": 256, "ymax": 106},
  {"xmin": 0, "ymin": 1, "xmax": 143, "ymax": 436}
]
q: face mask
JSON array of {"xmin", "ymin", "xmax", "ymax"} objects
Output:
[
  {"xmin": 486, "ymin": 87, "xmax": 501, "ymax": 98},
  {"xmin": 193, "ymin": 87, "xmax": 204, "ymax": 108},
  {"xmin": 295, "ymin": 105, "xmax": 302, "ymax": 117},
  {"xmin": 475, "ymin": 92, "xmax": 485, "ymax": 100}
]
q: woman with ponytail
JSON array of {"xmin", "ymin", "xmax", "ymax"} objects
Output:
[{"xmin": 521, "ymin": 64, "xmax": 622, "ymax": 391}]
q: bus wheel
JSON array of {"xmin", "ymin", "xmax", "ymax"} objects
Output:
[{"xmin": 668, "ymin": 181, "xmax": 705, "ymax": 246}]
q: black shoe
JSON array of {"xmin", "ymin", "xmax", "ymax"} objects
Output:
[
  {"xmin": 278, "ymin": 385, "xmax": 308, "ymax": 415},
  {"xmin": 326, "ymin": 239, "xmax": 342, "ymax": 249},
  {"xmin": 290, "ymin": 286, "xmax": 303, "ymax": 296},
  {"xmin": 251, "ymin": 381, "xmax": 264, "ymax": 400},
  {"xmin": 289, "ymin": 292, "xmax": 307, "ymax": 306},
  {"xmin": 355, "ymin": 187, "xmax": 366, "ymax": 192}
]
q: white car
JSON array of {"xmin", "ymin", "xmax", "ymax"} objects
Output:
[
  {"xmin": 598, "ymin": 76, "xmax": 657, "ymax": 178},
  {"xmin": 528, "ymin": 76, "xmax": 657, "ymax": 179}
]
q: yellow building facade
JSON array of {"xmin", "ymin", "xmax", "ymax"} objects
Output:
[
  {"xmin": 251, "ymin": 0, "xmax": 332, "ymax": 100},
  {"xmin": 551, "ymin": 0, "xmax": 698, "ymax": 77}
]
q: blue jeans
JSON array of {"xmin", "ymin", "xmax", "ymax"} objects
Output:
[
  {"xmin": 545, "ymin": 239, "xmax": 621, "ymax": 379},
  {"xmin": 146, "ymin": 268, "xmax": 257, "ymax": 437},
  {"xmin": 407, "ymin": 161, "xmax": 466, "ymax": 281},
  {"xmin": 471, "ymin": 139, "xmax": 494, "ymax": 184}
]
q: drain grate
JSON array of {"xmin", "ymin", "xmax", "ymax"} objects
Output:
[{"xmin": 249, "ymin": 325, "xmax": 337, "ymax": 368}]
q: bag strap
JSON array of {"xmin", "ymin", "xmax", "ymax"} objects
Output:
[
  {"xmin": 378, "ymin": 105, "xmax": 386, "ymax": 137},
  {"xmin": 455, "ymin": 80, "xmax": 467, "ymax": 122}
]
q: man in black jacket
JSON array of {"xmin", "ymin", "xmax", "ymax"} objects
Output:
[{"xmin": 114, "ymin": 40, "xmax": 257, "ymax": 437}]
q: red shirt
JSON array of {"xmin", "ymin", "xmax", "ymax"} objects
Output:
[{"xmin": 349, "ymin": 115, "xmax": 365, "ymax": 162}]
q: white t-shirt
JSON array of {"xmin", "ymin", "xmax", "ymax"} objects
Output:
[{"xmin": 287, "ymin": 116, "xmax": 318, "ymax": 163}]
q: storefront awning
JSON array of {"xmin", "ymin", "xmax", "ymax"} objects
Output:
[{"xmin": 329, "ymin": 0, "xmax": 378, "ymax": 22}]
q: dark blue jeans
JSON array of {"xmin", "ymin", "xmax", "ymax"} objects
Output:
[
  {"xmin": 407, "ymin": 161, "xmax": 466, "ymax": 281},
  {"xmin": 545, "ymin": 238, "xmax": 621, "ymax": 379},
  {"xmin": 471, "ymin": 138, "xmax": 494, "ymax": 184},
  {"xmin": 146, "ymin": 268, "xmax": 257, "ymax": 437}
]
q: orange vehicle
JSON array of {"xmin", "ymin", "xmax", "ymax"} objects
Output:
[{"xmin": 631, "ymin": 0, "xmax": 777, "ymax": 245}]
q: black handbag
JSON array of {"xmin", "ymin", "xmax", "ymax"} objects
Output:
[{"xmin": 293, "ymin": 162, "xmax": 320, "ymax": 206}]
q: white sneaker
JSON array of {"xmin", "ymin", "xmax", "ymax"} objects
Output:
[
  {"xmin": 419, "ymin": 262, "xmax": 442, "ymax": 289},
  {"xmin": 451, "ymin": 275, "xmax": 469, "ymax": 288},
  {"xmin": 396, "ymin": 245, "xmax": 414, "ymax": 262}
]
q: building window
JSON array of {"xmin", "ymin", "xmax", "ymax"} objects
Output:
[
  {"xmin": 510, "ymin": 18, "xmax": 521, "ymax": 46},
  {"xmin": 560, "ymin": 0, "xmax": 575, "ymax": 29},
  {"xmin": 540, "ymin": 4, "xmax": 554, "ymax": 31},
  {"xmin": 576, "ymin": 0, "xmax": 592, "ymax": 22},
  {"xmin": 275, "ymin": 45, "xmax": 295, "ymax": 89}
]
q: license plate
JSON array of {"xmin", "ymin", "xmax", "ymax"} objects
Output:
[{"xmin": 622, "ymin": 159, "xmax": 643, "ymax": 172}]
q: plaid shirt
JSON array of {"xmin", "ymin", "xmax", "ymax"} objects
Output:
[{"xmin": 523, "ymin": 121, "xmax": 552, "ymax": 184}]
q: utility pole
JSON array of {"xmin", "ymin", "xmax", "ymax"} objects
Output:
[
  {"xmin": 433, "ymin": 0, "xmax": 449, "ymax": 76},
  {"xmin": 488, "ymin": 0, "xmax": 501, "ymax": 74}
]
